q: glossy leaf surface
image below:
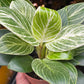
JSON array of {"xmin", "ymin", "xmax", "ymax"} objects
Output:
[
  {"xmin": 0, "ymin": 33, "xmax": 34, "ymax": 55},
  {"xmin": 0, "ymin": 7, "xmax": 38, "ymax": 46},
  {"xmin": 58, "ymin": 3, "xmax": 84, "ymax": 27},
  {"xmin": 32, "ymin": 59, "xmax": 70, "ymax": 84},
  {"xmin": 46, "ymin": 24, "xmax": 84, "ymax": 52},
  {"xmin": 8, "ymin": 55, "xmax": 33, "ymax": 72},
  {"xmin": 32, "ymin": 7, "xmax": 62, "ymax": 42}
]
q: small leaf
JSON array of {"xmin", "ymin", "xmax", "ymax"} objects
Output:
[
  {"xmin": 10, "ymin": 0, "xmax": 35, "ymax": 23},
  {"xmin": 0, "ymin": 7, "xmax": 39, "ymax": 46},
  {"xmin": 8, "ymin": 55, "xmax": 33, "ymax": 72},
  {"xmin": 32, "ymin": 7, "xmax": 62, "ymax": 42},
  {"xmin": 63, "ymin": 62, "xmax": 78, "ymax": 84},
  {"xmin": 32, "ymin": 59, "xmax": 70, "ymax": 84},
  {"xmin": 0, "ymin": 33, "xmax": 34, "ymax": 55},
  {"xmin": 58, "ymin": 3, "xmax": 84, "ymax": 27},
  {"xmin": 77, "ymin": 70, "xmax": 84, "ymax": 84},
  {"xmin": 47, "ymin": 51, "xmax": 73, "ymax": 60},
  {"xmin": 0, "ymin": 29, "xmax": 10, "ymax": 37},
  {"xmin": 46, "ymin": 24, "xmax": 84, "ymax": 52},
  {"xmin": 0, "ymin": 54, "xmax": 14, "ymax": 65}
]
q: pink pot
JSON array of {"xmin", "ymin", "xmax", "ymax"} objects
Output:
[{"xmin": 16, "ymin": 72, "xmax": 49, "ymax": 84}]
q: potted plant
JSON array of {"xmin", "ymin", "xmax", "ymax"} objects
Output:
[{"xmin": 0, "ymin": 0, "xmax": 84, "ymax": 84}]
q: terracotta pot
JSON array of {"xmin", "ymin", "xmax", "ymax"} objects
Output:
[{"xmin": 16, "ymin": 72, "xmax": 49, "ymax": 84}]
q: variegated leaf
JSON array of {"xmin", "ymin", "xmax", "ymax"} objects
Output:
[
  {"xmin": 72, "ymin": 46, "xmax": 84, "ymax": 56},
  {"xmin": 47, "ymin": 51, "xmax": 73, "ymax": 60},
  {"xmin": 0, "ymin": 0, "xmax": 12, "ymax": 7},
  {"xmin": 58, "ymin": 3, "xmax": 84, "ymax": 27},
  {"xmin": 0, "ymin": 8, "xmax": 39, "ymax": 46},
  {"xmin": 10, "ymin": 0, "xmax": 35, "ymax": 23},
  {"xmin": 46, "ymin": 24, "xmax": 84, "ymax": 52},
  {"xmin": 32, "ymin": 59, "xmax": 70, "ymax": 84},
  {"xmin": 63, "ymin": 62, "xmax": 78, "ymax": 84},
  {"xmin": 0, "ymin": 33, "xmax": 34, "ymax": 55},
  {"xmin": 0, "ymin": 0, "xmax": 34, "ymax": 7},
  {"xmin": 32, "ymin": 7, "xmax": 62, "ymax": 42}
]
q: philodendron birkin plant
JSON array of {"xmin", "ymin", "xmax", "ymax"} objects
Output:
[{"xmin": 0, "ymin": 0, "xmax": 84, "ymax": 84}]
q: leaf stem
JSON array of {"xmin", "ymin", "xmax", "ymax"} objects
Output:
[{"xmin": 36, "ymin": 43, "xmax": 47, "ymax": 59}]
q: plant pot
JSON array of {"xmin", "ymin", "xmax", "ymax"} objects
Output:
[{"xmin": 16, "ymin": 72, "xmax": 49, "ymax": 84}]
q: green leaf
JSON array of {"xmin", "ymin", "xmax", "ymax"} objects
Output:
[
  {"xmin": 46, "ymin": 24, "xmax": 84, "ymax": 52},
  {"xmin": 0, "ymin": 29, "xmax": 10, "ymax": 37},
  {"xmin": 10, "ymin": 0, "xmax": 35, "ymax": 23},
  {"xmin": 0, "ymin": 33, "xmax": 34, "ymax": 55},
  {"xmin": 63, "ymin": 62, "xmax": 78, "ymax": 84},
  {"xmin": 32, "ymin": 59, "xmax": 70, "ymax": 84},
  {"xmin": 32, "ymin": 7, "xmax": 62, "ymax": 42},
  {"xmin": 71, "ymin": 53, "xmax": 84, "ymax": 66},
  {"xmin": 0, "ymin": 7, "xmax": 39, "ymax": 46},
  {"xmin": 0, "ymin": 54, "xmax": 14, "ymax": 65},
  {"xmin": 47, "ymin": 51, "xmax": 73, "ymax": 60},
  {"xmin": 0, "ymin": 0, "xmax": 34, "ymax": 7},
  {"xmin": 77, "ymin": 70, "xmax": 84, "ymax": 84},
  {"xmin": 8, "ymin": 55, "xmax": 33, "ymax": 72},
  {"xmin": 72, "ymin": 46, "xmax": 84, "ymax": 56},
  {"xmin": 0, "ymin": 29, "xmax": 14, "ymax": 65},
  {"xmin": 58, "ymin": 3, "xmax": 84, "ymax": 27},
  {"xmin": 0, "ymin": 0, "xmax": 12, "ymax": 7}
]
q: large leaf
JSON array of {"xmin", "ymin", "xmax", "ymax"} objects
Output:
[
  {"xmin": 77, "ymin": 70, "xmax": 84, "ymax": 84},
  {"xmin": 10, "ymin": 0, "xmax": 35, "ymax": 23},
  {"xmin": 46, "ymin": 24, "xmax": 84, "ymax": 52},
  {"xmin": 32, "ymin": 59, "xmax": 70, "ymax": 84},
  {"xmin": 0, "ymin": 33, "xmax": 34, "ymax": 55},
  {"xmin": 32, "ymin": 7, "xmax": 62, "ymax": 42},
  {"xmin": 63, "ymin": 62, "xmax": 78, "ymax": 84},
  {"xmin": 0, "ymin": 54, "xmax": 14, "ymax": 65},
  {"xmin": 58, "ymin": 3, "xmax": 84, "ymax": 27},
  {"xmin": 47, "ymin": 51, "xmax": 73, "ymax": 60},
  {"xmin": 8, "ymin": 55, "xmax": 33, "ymax": 72},
  {"xmin": 0, "ymin": 7, "xmax": 38, "ymax": 46}
]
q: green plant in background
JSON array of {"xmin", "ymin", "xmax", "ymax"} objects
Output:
[{"xmin": 0, "ymin": 0, "xmax": 84, "ymax": 84}]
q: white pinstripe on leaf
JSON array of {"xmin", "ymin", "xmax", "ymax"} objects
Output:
[
  {"xmin": 46, "ymin": 24, "xmax": 84, "ymax": 52},
  {"xmin": 0, "ymin": 33, "xmax": 34, "ymax": 55},
  {"xmin": 32, "ymin": 7, "xmax": 62, "ymax": 42},
  {"xmin": 58, "ymin": 3, "xmax": 84, "ymax": 27},
  {"xmin": 0, "ymin": 7, "xmax": 39, "ymax": 46}
]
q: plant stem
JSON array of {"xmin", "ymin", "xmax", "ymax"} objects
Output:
[{"xmin": 36, "ymin": 43, "xmax": 47, "ymax": 59}]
